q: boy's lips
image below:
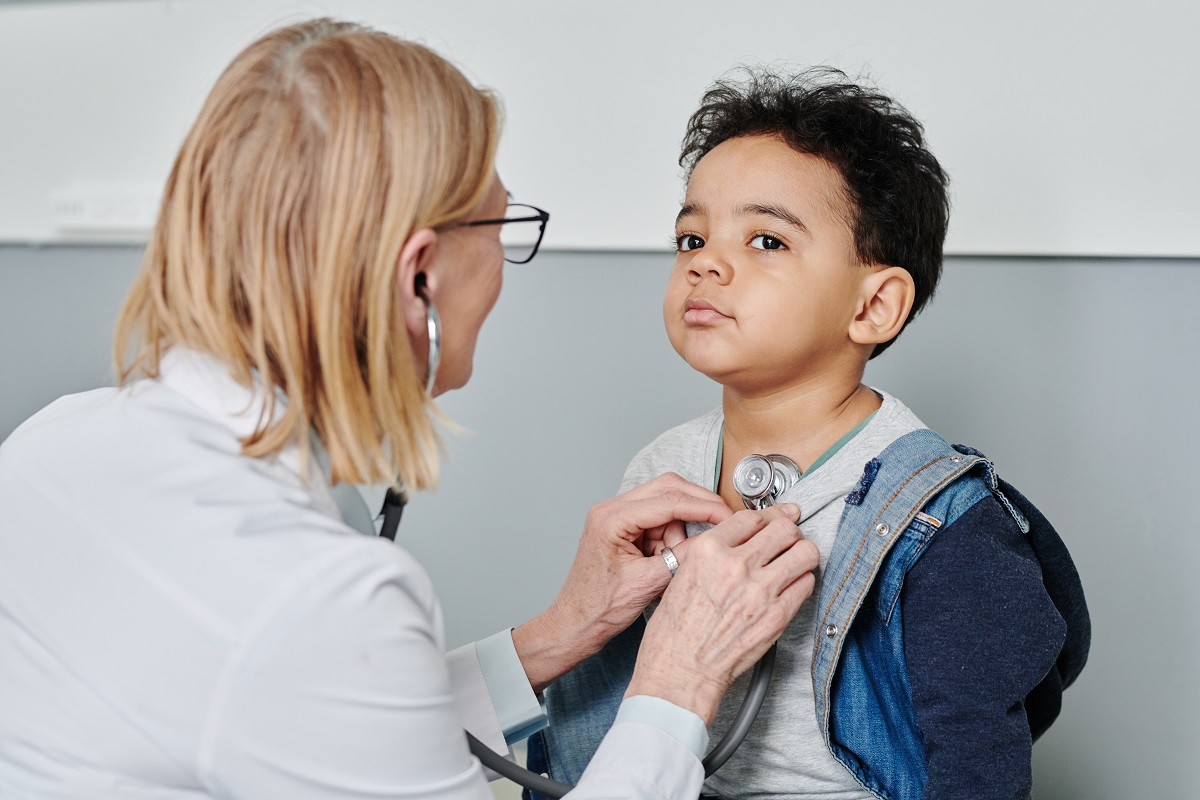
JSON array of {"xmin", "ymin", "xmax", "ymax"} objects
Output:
[{"xmin": 683, "ymin": 298, "xmax": 732, "ymax": 325}]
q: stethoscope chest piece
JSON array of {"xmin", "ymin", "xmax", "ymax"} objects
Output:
[{"xmin": 733, "ymin": 454, "xmax": 801, "ymax": 509}]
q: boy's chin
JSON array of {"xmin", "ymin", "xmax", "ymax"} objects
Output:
[
  {"xmin": 680, "ymin": 352, "xmax": 826, "ymax": 396},
  {"xmin": 671, "ymin": 338, "xmax": 774, "ymax": 389},
  {"xmin": 679, "ymin": 354, "xmax": 742, "ymax": 386}
]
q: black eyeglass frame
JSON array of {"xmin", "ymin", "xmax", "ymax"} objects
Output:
[{"xmin": 458, "ymin": 203, "xmax": 550, "ymax": 264}]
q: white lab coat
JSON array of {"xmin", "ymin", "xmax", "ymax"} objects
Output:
[{"xmin": 0, "ymin": 348, "xmax": 703, "ymax": 799}]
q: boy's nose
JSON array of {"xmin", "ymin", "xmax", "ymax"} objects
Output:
[{"xmin": 688, "ymin": 248, "xmax": 733, "ymax": 284}]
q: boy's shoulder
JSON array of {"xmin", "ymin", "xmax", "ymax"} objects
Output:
[
  {"xmin": 619, "ymin": 407, "xmax": 723, "ymax": 493},
  {"xmin": 849, "ymin": 388, "xmax": 928, "ymax": 461},
  {"xmin": 846, "ymin": 397, "xmax": 997, "ymax": 528}
]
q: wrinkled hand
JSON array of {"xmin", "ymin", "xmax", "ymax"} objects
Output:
[
  {"xmin": 512, "ymin": 473, "xmax": 731, "ymax": 692},
  {"xmin": 626, "ymin": 504, "xmax": 820, "ymax": 725}
]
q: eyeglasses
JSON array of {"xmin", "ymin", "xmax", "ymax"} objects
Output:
[{"xmin": 458, "ymin": 203, "xmax": 550, "ymax": 264}]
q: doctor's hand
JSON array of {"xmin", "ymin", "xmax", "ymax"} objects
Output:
[
  {"xmin": 512, "ymin": 473, "xmax": 731, "ymax": 693},
  {"xmin": 626, "ymin": 504, "xmax": 819, "ymax": 726}
]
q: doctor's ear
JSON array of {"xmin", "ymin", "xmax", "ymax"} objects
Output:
[
  {"xmin": 397, "ymin": 228, "xmax": 439, "ymax": 341},
  {"xmin": 849, "ymin": 266, "xmax": 916, "ymax": 351}
]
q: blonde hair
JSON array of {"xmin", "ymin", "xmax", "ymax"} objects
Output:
[{"xmin": 114, "ymin": 18, "xmax": 500, "ymax": 491}]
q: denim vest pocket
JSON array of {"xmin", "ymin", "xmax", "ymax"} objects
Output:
[
  {"xmin": 874, "ymin": 477, "xmax": 992, "ymax": 626},
  {"xmin": 874, "ymin": 515, "xmax": 940, "ymax": 626}
]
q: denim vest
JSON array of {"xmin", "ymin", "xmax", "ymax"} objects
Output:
[
  {"xmin": 811, "ymin": 428, "xmax": 1022, "ymax": 798},
  {"xmin": 527, "ymin": 429, "xmax": 1069, "ymax": 800}
]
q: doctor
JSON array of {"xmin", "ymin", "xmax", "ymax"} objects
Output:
[{"xmin": 0, "ymin": 19, "xmax": 819, "ymax": 800}]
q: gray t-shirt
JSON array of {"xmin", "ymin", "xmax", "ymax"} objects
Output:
[{"xmin": 621, "ymin": 390, "xmax": 927, "ymax": 800}]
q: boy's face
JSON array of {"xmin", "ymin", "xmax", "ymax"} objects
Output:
[{"xmin": 665, "ymin": 134, "xmax": 870, "ymax": 393}]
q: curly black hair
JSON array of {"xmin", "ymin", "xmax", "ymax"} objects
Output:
[{"xmin": 680, "ymin": 68, "xmax": 949, "ymax": 358}]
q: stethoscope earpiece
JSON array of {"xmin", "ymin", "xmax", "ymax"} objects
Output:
[{"xmin": 733, "ymin": 454, "xmax": 801, "ymax": 510}]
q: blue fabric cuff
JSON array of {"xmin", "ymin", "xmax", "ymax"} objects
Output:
[
  {"xmin": 475, "ymin": 629, "xmax": 547, "ymax": 745},
  {"xmin": 616, "ymin": 695, "xmax": 709, "ymax": 759}
]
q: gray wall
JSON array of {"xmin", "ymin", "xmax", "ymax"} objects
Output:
[{"xmin": 2, "ymin": 245, "xmax": 1196, "ymax": 797}]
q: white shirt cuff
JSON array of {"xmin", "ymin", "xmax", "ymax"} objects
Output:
[
  {"xmin": 616, "ymin": 695, "xmax": 709, "ymax": 759},
  {"xmin": 475, "ymin": 629, "xmax": 547, "ymax": 744}
]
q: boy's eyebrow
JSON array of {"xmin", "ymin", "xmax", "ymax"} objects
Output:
[
  {"xmin": 675, "ymin": 201, "xmax": 812, "ymax": 238},
  {"xmin": 739, "ymin": 203, "xmax": 811, "ymax": 237},
  {"xmin": 675, "ymin": 202, "xmax": 702, "ymax": 226}
]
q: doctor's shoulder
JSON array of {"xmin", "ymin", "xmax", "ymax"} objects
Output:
[{"xmin": 0, "ymin": 384, "xmax": 140, "ymax": 472}]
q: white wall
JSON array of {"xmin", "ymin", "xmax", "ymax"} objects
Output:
[{"xmin": 2, "ymin": 0, "xmax": 1199, "ymax": 255}]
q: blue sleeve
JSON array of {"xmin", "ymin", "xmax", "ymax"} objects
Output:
[{"xmin": 901, "ymin": 494, "xmax": 1067, "ymax": 800}]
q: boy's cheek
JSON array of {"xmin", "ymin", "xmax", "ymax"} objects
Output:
[
  {"xmin": 662, "ymin": 277, "xmax": 686, "ymax": 312},
  {"xmin": 661, "ymin": 287, "xmax": 686, "ymax": 336},
  {"xmin": 663, "ymin": 320, "xmax": 687, "ymax": 361}
]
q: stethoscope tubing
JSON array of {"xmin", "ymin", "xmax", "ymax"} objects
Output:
[{"xmin": 465, "ymin": 643, "xmax": 778, "ymax": 798}]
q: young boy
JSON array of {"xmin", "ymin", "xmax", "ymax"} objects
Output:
[{"xmin": 526, "ymin": 70, "xmax": 1088, "ymax": 799}]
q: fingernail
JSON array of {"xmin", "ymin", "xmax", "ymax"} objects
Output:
[{"xmin": 779, "ymin": 503, "xmax": 800, "ymax": 517}]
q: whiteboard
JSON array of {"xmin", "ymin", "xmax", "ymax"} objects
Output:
[{"xmin": 2, "ymin": 0, "xmax": 1198, "ymax": 256}]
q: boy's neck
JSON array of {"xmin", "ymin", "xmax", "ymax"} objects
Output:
[{"xmin": 720, "ymin": 377, "xmax": 881, "ymax": 473}]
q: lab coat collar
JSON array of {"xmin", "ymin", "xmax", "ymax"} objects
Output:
[
  {"xmin": 158, "ymin": 347, "xmax": 284, "ymax": 443},
  {"xmin": 156, "ymin": 347, "xmax": 340, "ymax": 518}
]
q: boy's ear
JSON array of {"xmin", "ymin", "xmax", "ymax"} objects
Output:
[
  {"xmin": 397, "ymin": 228, "xmax": 440, "ymax": 343},
  {"xmin": 849, "ymin": 266, "xmax": 916, "ymax": 350}
]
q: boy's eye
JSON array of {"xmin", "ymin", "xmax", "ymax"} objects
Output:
[
  {"xmin": 676, "ymin": 234, "xmax": 705, "ymax": 252},
  {"xmin": 750, "ymin": 234, "xmax": 786, "ymax": 251}
]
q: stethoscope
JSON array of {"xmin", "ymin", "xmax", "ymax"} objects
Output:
[{"xmin": 378, "ymin": 453, "xmax": 801, "ymax": 797}]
